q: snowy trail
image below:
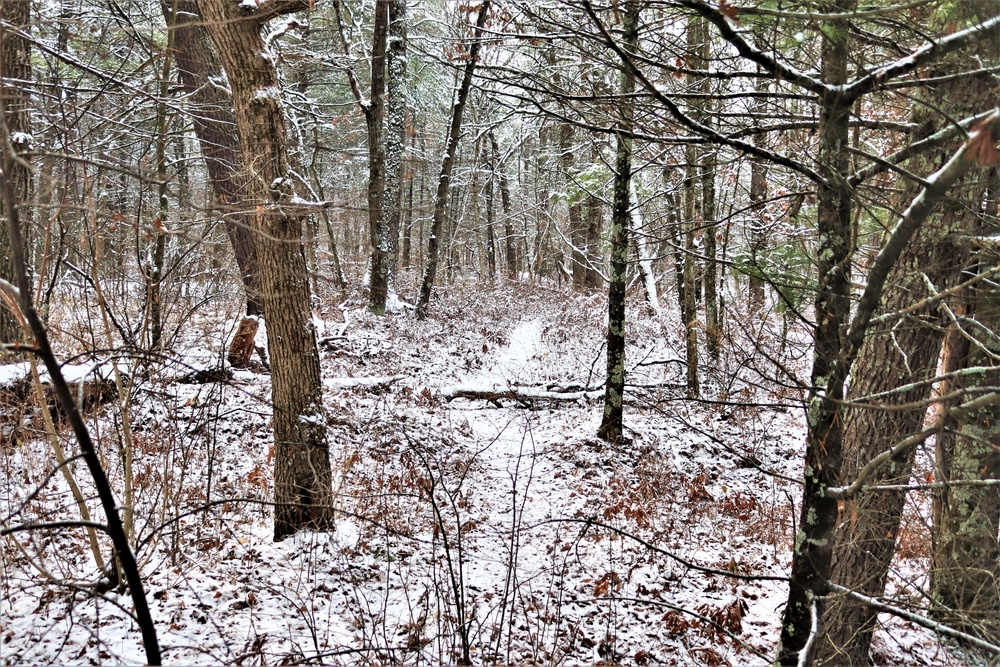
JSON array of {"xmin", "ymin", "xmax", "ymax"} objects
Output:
[
  {"xmin": 471, "ymin": 318, "xmax": 545, "ymax": 388},
  {"xmin": 448, "ymin": 317, "xmax": 593, "ymax": 529}
]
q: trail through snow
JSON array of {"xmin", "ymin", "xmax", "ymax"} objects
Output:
[{"xmin": 472, "ymin": 318, "xmax": 545, "ymax": 388}]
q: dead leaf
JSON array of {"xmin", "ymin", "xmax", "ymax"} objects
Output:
[
  {"xmin": 719, "ymin": 0, "xmax": 740, "ymax": 23},
  {"xmin": 967, "ymin": 117, "xmax": 1000, "ymax": 167}
]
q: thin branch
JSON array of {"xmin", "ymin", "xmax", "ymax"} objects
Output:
[
  {"xmin": 825, "ymin": 582, "xmax": 1000, "ymax": 655},
  {"xmin": 581, "ymin": 1, "xmax": 825, "ymax": 184},
  {"xmin": 673, "ymin": 0, "xmax": 827, "ymax": 96},
  {"xmin": 827, "ymin": 392, "xmax": 1000, "ymax": 500},
  {"xmin": 1, "ymin": 520, "xmax": 108, "ymax": 536},
  {"xmin": 840, "ymin": 109, "xmax": 1000, "ymax": 377},
  {"xmin": 844, "ymin": 14, "xmax": 1000, "ymax": 101}
]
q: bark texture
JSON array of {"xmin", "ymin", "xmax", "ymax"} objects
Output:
[
  {"xmin": 819, "ymin": 74, "xmax": 994, "ymax": 666},
  {"xmin": 777, "ymin": 3, "xmax": 855, "ymax": 662},
  {"xmin": 369, "ymin": 0, "xmax": 407, "ymax": 313},
  {"xmin": 931, "ymin": 170, "xmax": 1000, "ymax": 642},
  {"xmin": 0, "ymin": 0, "xmax": 32, "ymax": 345},
  {"xmin": 597, "ymin": 0, "xmax": 637, "ymax": 445},
  {"xmin": 199, "ymin": 0, "xmax": 332, "ymax": 541},
  {"xmin": 170, "ymin": 0, "xmax": 262, "ymax": 315}
]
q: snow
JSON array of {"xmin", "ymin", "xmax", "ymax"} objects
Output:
[
  {"xmin": 0, "ymin": 361, "xmax": 29, "ymax": 385},
  {"xmin": 254, "ymin": 86, "xmax": 280, "ymax": 102},
  {"xmin": 9, "ymin": 132, "xmax": 32, "ymax": 147},
  {"xmin": 0, "ymin": 282, "xmax": 978, "ymax": 666}
]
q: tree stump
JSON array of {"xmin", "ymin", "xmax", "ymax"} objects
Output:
[{"xmin": 227, "ymin": 317, "xmax": 259, "ymax": 368}]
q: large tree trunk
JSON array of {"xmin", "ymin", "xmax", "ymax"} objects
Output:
[
  {"xmin": 818, "ymin": 216, "xmax": 975, "ymax": 665},
  {"xmin": 819, "ymin": 74, "xmax": 994, "ymax": 666},
  {"xmin": 597, "ymin": 0, "xmax": 637, "ymax": 445},
  {"xmin": 169, "ymin": 1, "xmax": 262, "ymax": 316},
  {"xmin": 415, "ymin": 0, "xmax": 491, "ymax": 318},
  {"xmin": 0, "ymin": 0, "xmax": 33, "ymax": 346},
  {"xmin": 199, "ymin": 0, "xmax": 332, "ymax": 541}
]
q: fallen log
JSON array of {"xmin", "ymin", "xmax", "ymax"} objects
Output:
[
  {"xmin": 323, "ymin": 375, "xmax": 405, "ymax": 393},
  {"xmin": 439, "ymin": 383, "xmax": 604, "ymax": 407}
]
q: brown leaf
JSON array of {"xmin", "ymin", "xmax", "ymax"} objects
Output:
[
  {"xmin": 719, "ymin": 0, "xmax": 740, "ymax": 23},
  {"xmin": 967, "ymin": 117, "xmax": 1000, "ymax": 167}
]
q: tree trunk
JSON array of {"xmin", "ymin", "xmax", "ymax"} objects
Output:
[
  {"xmin": 558, "ymin": 123, "xmax": 588, "ymax": 289},
  {"xmin": 682, "ymin": 15, "xmax": 702, "ymax": 399},
  {"xmin": 415, "ymin": 0, "xmax": 491, "ymax": 318},
  {"xmin": 484, "ymin": 153, "xmax": 497, "ymax": 279},
  {"xmin": 819, "ymin": 73, "xmax": 995, "ymax": 666},
  {"xmin": 402, "ymin": 120, "xmax": 416, "ymax": 268},
  {"xmin": 777, "ymin": 3, "xmax": 855, "ymax": 662},
  {"xmin": 597, "ymin": 0, "xmax": 637, "ymax": 445},
  {"xmin": 169, "ymin": 1, "xmax": 262, "ymax": 316},
  {"xmin": 747, "ymin": 77, "xmax": 769, "ymax": 311},
  {"xmin": 931, "ymin": 169, "xmax": 1000, "ymax": 642},
  {"xmin": 694, "ymin": 17, "xmax": 718, "ymax": 358},
  {"xmin": 199, "ymin": 0, "xmax": 332, "ymax": 541},
  {"xmin": 149, "ymin": 13, "xmax": 174, "ymax": 350},
  {"xmin": 629, "ymin": 183, "xmax": 660, "ymax": 314},
  {"xmin": 0, "ymin": 0, "xmax": 33, "ymax": 346},
  {"xmin": 368, "ymin": 0, "xmax": 403, "ymax": 314},
  {"xmin": 585, "ymin": 188, "xmax": 603, "ymax": 289},
  {"xmin": 489, "ymin": 131, "xmax": 518, "ymax": 280},
  {"xmin": 369, "ymin": 0, "xmax": 407, "ymax": 312}
]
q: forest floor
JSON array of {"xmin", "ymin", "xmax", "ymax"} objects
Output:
[{"xmin": 0, "ymin": 277, "xmax": 984, "ymax": 666}]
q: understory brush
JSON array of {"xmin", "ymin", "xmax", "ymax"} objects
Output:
[{"xmin": 0, "ymin": 279, "xmax": 960, "ymax": 666}]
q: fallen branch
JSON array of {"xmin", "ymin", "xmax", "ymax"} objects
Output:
[
  {"xmin": 324, "ymin": 375, "xmax": 405, "ymax": 392},
  {"xmin": 440, "ymin": 383, "xmax": 603, "ymax": 406}
]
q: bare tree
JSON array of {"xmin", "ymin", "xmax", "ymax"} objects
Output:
[
  {"xmin": 199, "ymin": 0, "xmax": 332, "ymax": 540},
  {"xmin": 415, "ymin": 0, "xmax": 492, "ymax": 318},
  {"xmin": 596, "ymin": 0, "xmax": 637, "ymax": 445}
]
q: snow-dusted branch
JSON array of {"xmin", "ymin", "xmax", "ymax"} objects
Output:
[
  {"xmin": 580, "ymin": 1, "xmax": 824, "ymax": 184},
  {"xmin": 673, "ymin": 0, "xmax": 827, "ymax": 96},
  {"xmin": 844, "ymin": 14, "xmax": 1000, "ymax": 101},
  {"xmin": 825, "ymin": 582, "xmax": 1000, "ymax": 656},
  {"xmin": 840, "ymin": 109, "xmax": 1000, "ymax": 376},
  {"xmin": 798, "ymin": 593, "xmax": 819, "ymax": 667},
  {"xmin": 332, "ymin": 0, "xmax": 371, "ymax": 113},
  {"xmin": 734, "ymin": 0, "xmax": 937, "ymax": 21},
  {"xmin": 827, "ymin": 392, "xmax": 1000, "ymax": 501},
  {"xmin": 849, "ymin": 109, "xmax": 995, "ymax": 187},
  {"xmin": 237, "ymin": 0, "xmax": 308, "ymax": 23},
  {"xmin": 867, "ymin": 262, "xmax": 1000, "ymax": 329}
]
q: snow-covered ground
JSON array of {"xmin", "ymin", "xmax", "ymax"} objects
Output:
[{"xmin": 0, "ymin": 280, "xmax": 980, "ymax": 665}]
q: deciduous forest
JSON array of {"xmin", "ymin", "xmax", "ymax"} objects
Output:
[{"xmin": 3, "ymin": 0, "xmax": 1000, "ymax": 665}]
